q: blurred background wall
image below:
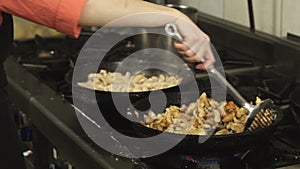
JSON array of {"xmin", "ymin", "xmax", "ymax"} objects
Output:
[
  {"xmin": 176, "ymin": 0, "xmax": 300, "ymax": 37},
  {"xmin": 13, "ymin": 17, "xmax": 62, "ymax": 40}
]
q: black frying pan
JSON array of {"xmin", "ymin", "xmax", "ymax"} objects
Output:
[
  {"xmin": 126, "ymin": 92, "xmax": 283, "ymax": 155},
  {"xmin": 66, "ymin": 61, "xmax": 197, "ymax": 131},
  {"xmin": 289, "ymin": 88, "xmax": 300, "ymax": 126}
]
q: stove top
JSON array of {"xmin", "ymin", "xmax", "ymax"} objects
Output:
[{"xmin": 10, "ymin": 32, "xmax": 300, "ymax": 169}]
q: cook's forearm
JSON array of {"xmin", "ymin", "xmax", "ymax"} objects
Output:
[{"xmin": 79, "ymin": 0, "xmax": 191, "ymax": 27}]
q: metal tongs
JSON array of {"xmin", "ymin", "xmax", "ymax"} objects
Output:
[{"xmin": 165, "ymin": 23, "xmax": 274, "ymax": 130}]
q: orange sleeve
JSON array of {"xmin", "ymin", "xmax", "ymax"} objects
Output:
[
  {"xmin": 0, "ymin": 12, "xmax": 2, "ymax": 26},
  {"xmin": 0, "ymin": 0, "xmax": 87, "ymax": 38}
]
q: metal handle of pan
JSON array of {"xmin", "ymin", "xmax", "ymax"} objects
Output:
[
  {"xmin": 165, "ymin": 23, "xmax": 183, "ymax": 41},
  {"xmin": 208, "ymin": 67, "xmax": 252, "ymax": 110},
  {"xmin": 165, "ymin": 23, "xmax": 250, "ymax": 107}
]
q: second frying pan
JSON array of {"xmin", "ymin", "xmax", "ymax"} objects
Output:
[{"xmin": 126, "ymin": 92, "xmax": 283, "ymax": 155}]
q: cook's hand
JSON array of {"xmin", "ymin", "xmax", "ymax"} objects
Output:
[{"xmin": 173, "ymin": 19, "xmax": 215, "ymax": 70}]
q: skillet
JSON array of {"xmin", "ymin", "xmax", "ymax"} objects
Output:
[{"xmin": 126, "ymin": 92, "xmax": 283, "ymax": 155}]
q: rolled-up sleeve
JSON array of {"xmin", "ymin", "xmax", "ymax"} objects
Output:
[
  {"xmin": 0, "ymin": 12, "xmax": 2, "ymax": 26},
  {"xmin": 0, "ymin": 0, "xmax": 87, "ymax": 38}
]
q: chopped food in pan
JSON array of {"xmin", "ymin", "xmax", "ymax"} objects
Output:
[
  {"xmin": 140, "ymin": 93, "xmax": 277, "ymax": 135},
  {"xmin": 77, "ymin": 69, "xmax": 180, "ymax": 92}
]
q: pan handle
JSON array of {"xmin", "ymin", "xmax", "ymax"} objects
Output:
[
  {"xmin": 165, "ymin": 23, "xmax": 183, "ymax": 41},
  {"xmin": 208, "ymin": 67, "xmax": 249, "ymax": 107}
]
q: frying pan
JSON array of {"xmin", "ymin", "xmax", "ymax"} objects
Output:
[
  {"xmin": 126, "ymin": 92, "xmax": 283, "ymax": 155},
  {"xmin": 66, "ymin": 61, "xmax": 197, "ymax": 131},
  {"xmin": 289, "ymin": 88, "xmax": 300, "ymax": 126}
]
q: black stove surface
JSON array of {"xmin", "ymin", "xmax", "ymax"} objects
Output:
[{"xmin": 10, "ymin": 34, "xmax": 300, "ymax": 169}]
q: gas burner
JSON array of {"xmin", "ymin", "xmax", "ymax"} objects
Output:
[
  {"xmin": 12, "ymin": 35, "xmax": 65, "ymax": 56},
  {"xmin": 12, "ymin": 35, "xmax": 71, "ymax": 73},
  {"xmin": 258, "ymin": 78, "xmax": 295, "ymax": 105}
]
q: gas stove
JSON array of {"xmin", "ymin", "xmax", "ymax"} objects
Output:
[{"xmin": 6, "ymin": 14, "xmax": 300, "ymax": 169}]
